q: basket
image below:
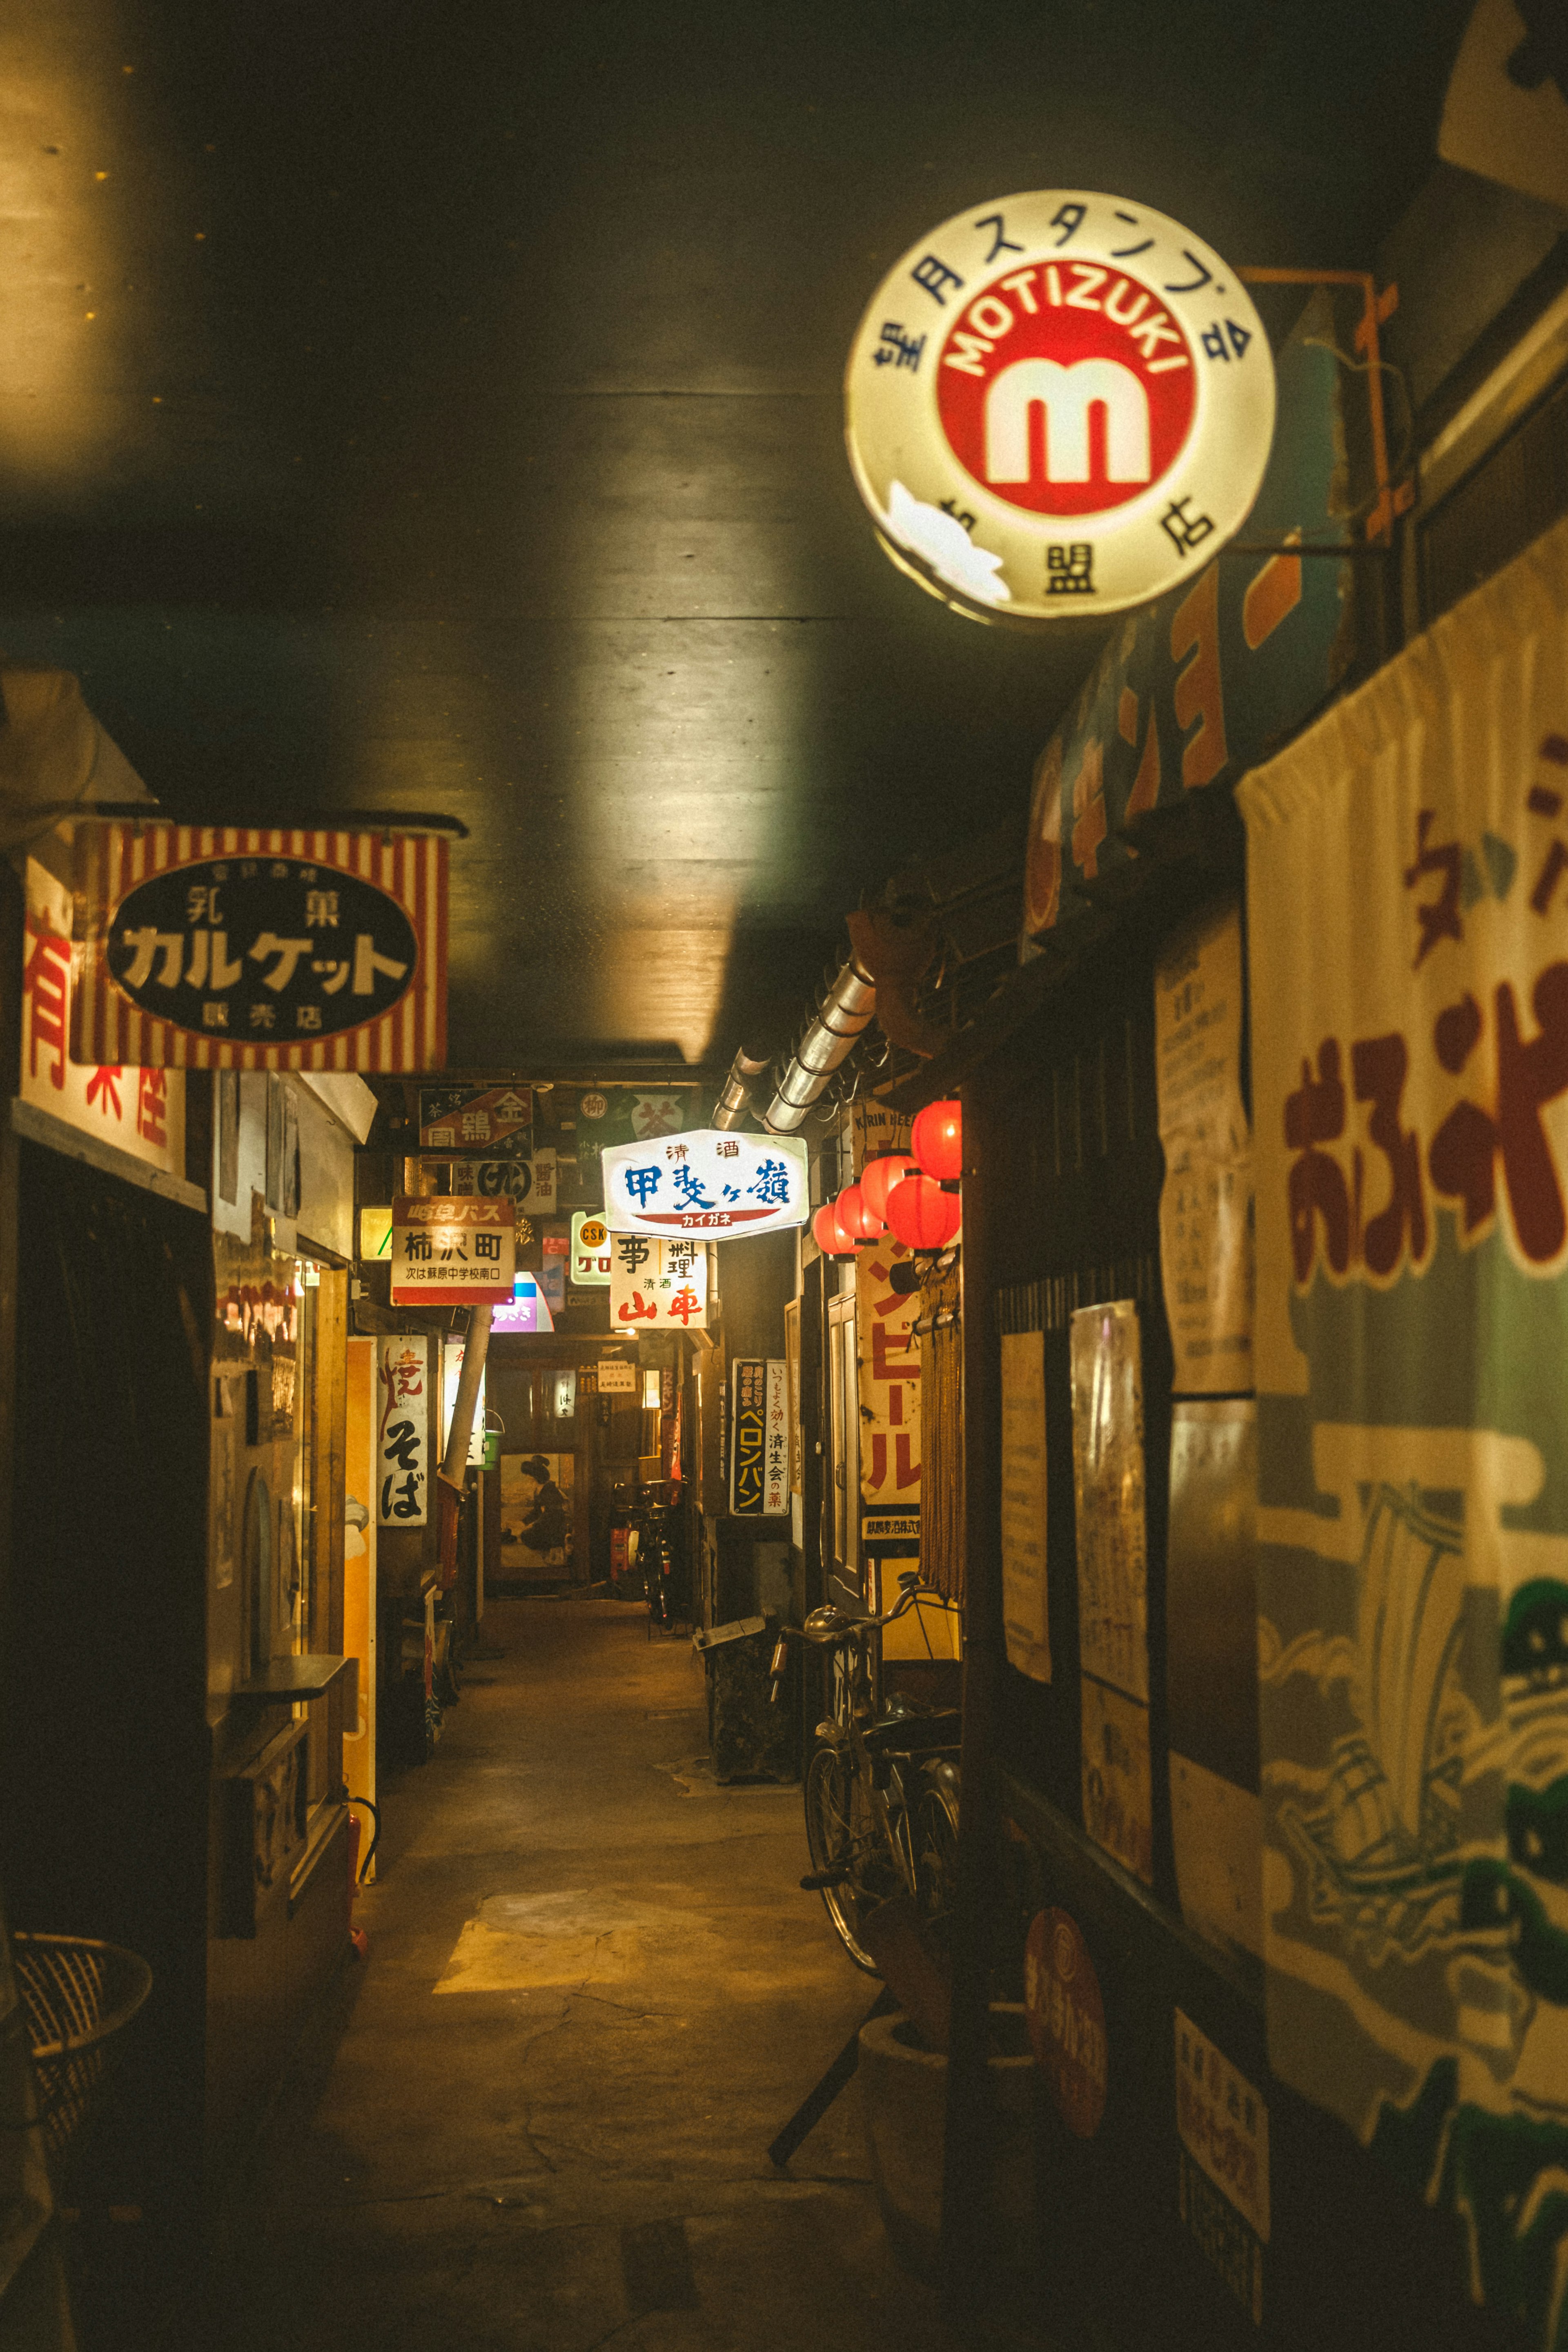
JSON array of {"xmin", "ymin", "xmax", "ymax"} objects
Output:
[{"xmin": 10, "ymin": 1933, "xmax": 153, "ymax": 2171}]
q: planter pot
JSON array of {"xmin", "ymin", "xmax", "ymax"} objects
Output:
[{"xmin": 858, "ymin": 2002, "xmax": 1033, "ymax": 2281}]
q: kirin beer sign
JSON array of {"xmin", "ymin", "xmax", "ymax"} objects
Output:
[{"xmin": 845, "ymin": 192, "xmax": 1274, "ymax": 621}]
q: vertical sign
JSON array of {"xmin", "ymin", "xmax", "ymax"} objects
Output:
[
  {"xmin": 730, "ymin": 1359, "xmax": 767, "ymax": 1515},
  {"xmin": 1000, "ymin": 1329, "xmax": 1051, "ymax": 1682},
  {"xmin": 1175, "ymin": 2009, "xmax": 1269, "ymax": 2327},
  {"xmin": 376, "ymin": 1332, "xmax": 429, "ymax": 1527},
  {"xmin": 1156, "ymin": 901, "xmax": 1253, "ymax": 1392},
  {"xmin": 1069, "ymin": 1301, "xmax": 1152, "ymax": 1884},
  {"xmin": 763, "ymin": 1359, "xmax": 788, "ymax": 1517},
  {"xmin": 857, "ymin": 1236, "xmax": 922, "ymax": 1511}
]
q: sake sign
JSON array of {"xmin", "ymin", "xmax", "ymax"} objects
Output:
[
  {"xmin": 601, "ymin": 1129, "xmax": 808, "ymax": 1236},
  {"xmin": 846, "ymin": 191, "xmax": 1273, "ymax": 622}
]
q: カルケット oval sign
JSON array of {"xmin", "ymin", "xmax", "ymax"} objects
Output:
[
  {"xmin": 845, "ymin": 192, "xmax": 1274, "ymax": 621},
  {"xmin": 108, "ymin": 855, "xmax": 418, "ymax": 1046}
]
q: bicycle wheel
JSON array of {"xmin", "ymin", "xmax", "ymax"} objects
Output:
[
  {"xmin": 803, "ymin": 1744, "xmax": 882, "ymax": 1974},
  {"xmin": 914, "ymin": 1775, "xmax": 961, "ymax": 1954}
]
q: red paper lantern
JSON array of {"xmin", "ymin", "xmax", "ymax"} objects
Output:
[
  {"xmin": 861, "ymin": 1152, "xmax": 917, "ymax": 1222},
  {"xmin": 813, "ymin": 1201, "xmax": 854, "ymax": 1256},
  {"xmin": 835, "ymin": 1181, "xmax": 883, "ymax": 1242},
  {"xmin": 884, "ymin": 1172, "xmax": 962, "ymax": 1251},
  {"xmin": 911, "ymin": 1098, "xmax": 963, "ymax": 1183}
]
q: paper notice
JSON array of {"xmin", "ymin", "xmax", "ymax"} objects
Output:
[
  {"xmin": 1001, "ymin": 1330, "xmax": 1051, "ymax": 1682},
  {"xmin": 1156, "ymin": 900, "xmax": 1253, "ymax": 1394}
]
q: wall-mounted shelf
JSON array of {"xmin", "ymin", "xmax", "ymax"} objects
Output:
[{"xmin": 232, "ymin": 1655, "xmax": 356, "ymax": 1706}]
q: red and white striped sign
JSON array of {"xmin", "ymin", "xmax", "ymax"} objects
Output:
[{"xmin": 70, "ymin": 822, "xmax": 446, "ymax": 1071}]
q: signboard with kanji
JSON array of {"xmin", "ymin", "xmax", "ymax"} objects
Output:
[
  {"xmin": 376, "ymin": 1332, "xmax": 429, "ymax": 1527},
  {"xmin": 608, "ymin": 1235, "xmax": 709, "ymax": 1330},
  {"xmin": 419, "ymin": 1085, "xmax": 532, "ymax": 1155},
  {"xmin": 444, "ymin": 1150, "xmax": 555, "ymax": 1209},
  {"xmin": 730, "ymin": 1357, "xmax": 784, "ymax": 1516},
  {"xmin": 601, "ymin": 1129, "xmax": 808, "ymax": 1236},
  {"xmin": 71, "ymin": 822, "xmax": 446, "ymax": 1070},
  {"xmin": 22, "ymin": 857, "xmax": 187, "ymax": 1178},
  {"xmin": 389, "ymin": 1196, "xmax": 514, "ymax": 1305},
  {"xmin": 856, "ymin": 1237, "xmax": 922, "ymax": 1514},
  {"xmin": 845, "ymin": 192, "xmax": 1273, "ymax": 624}
]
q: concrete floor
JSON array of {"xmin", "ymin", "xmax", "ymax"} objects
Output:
[{"xmin": 216, "ymin": 1597, "xmax": 963, "ymax": 2352}]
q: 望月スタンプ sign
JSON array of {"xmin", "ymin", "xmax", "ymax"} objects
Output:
[
  {"xmin": 845, "ymin": 192, "xmax": 1274, "ymax": 622},
  {"xmin": 601, "ymin": 1129, "xmax": 808, "ymax": 1236},
  {"xmin": 72, "ymin": 822, "xmax": 445, "ymax": 1070},
  {"xmin": 390, "ymin": 1196, "xmax": 514, "ymax": 1305}
]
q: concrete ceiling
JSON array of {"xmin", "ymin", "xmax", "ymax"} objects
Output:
[{"xmin": 0, "ymin": 0, "xmax": 1467, "ymax": 1073}]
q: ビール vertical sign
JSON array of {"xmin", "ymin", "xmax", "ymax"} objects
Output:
[
  {"xmin": 72, "ymin": 821, "xmax": 446, "ymax": 1070},
  {"xmin": 376, "ymin": 1332, "xmax": 429, "ymax": 1527},
  {"xmin": 845, "ymin": 192, "xmax": 1273, "ymax": 623},
  {"xmin": 390, "ymin": 1197, "xmax": 515, "ymax": 1306},
  {"xmin": 857, "ymin": 1237, "xmax": 922, "ymax": 1511}
]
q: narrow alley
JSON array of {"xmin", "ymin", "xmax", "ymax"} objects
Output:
[{"xmin": 214, "ymin": 1600, "xmax": 957, "ymax": 2352}]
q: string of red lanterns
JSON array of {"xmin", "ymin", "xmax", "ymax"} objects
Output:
[{"xmin": 812, "ymin": 1102, "xmax": 964, "ymax": 1256}]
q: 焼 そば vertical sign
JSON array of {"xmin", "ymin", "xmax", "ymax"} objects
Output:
[
  {"xmin": 376, "ymin": 1332, "xmax": 429, "ymax": 1527},
  {"xmin": 845, "ymin": 192, "xmax": 1273, "ymax": 621},
  {"xmin": 71, "ymin": 822, "xmax": 446, "ymax": 1069}
]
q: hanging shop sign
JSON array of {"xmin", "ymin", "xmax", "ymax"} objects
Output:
[
  {"xmin": 570, "ymin": 1210, "xmax": 612, "ymax": 1285},
  {"xmin": 595, "ymin": 1359, "xmax": 636, "ymax": 1395},
  {"xmin": 609, "ymin": 1235, "xmax": 710, "ymax": 1330},
  {"xmin": 1019, "ymin": 282, "xmax": 1368, "ymax": 944},
  {"xmin": 1239, "ymin": 510, "xmax": 1568, "ymax": 2351},
  {"xmin": 1070, "ymin": 1301, "xmax": 1153, "ymax": 1886},
  {"xmin": 491, "ymin": 1274, "xmax": 552, "ymax": 1334},
  {"xmin": 857, "ymin": 1236, "xmax": 922, "ymax": 1512},
  {"xmin": 730, "ymin": 1358, "xmax": 787, "ymax": 1516},
  {"xmin": 1155, "ymin": 902, "xmax": 1253, "ymax": 1393},
  {"xmin": 1175, "ymin": 2009, "xmax": 1269, "ymax": 2328},
  {"xmin": 21, "ymin": 855, "xmax": 188, "ymax": 1179},
  {"xmin": 71, "ymin": 823, "xmax": 445, "ymax": 1070},
  {"xmin": 389, "ymin": 1196, "xmax": 515, "ymax": 1306},
  {"xmin": 601, "ymin": 1129, "xmax": 808, "ymax": 1236},
  {"xmin": 419, "ymin": 1085, "xmax": 532, "ymax": 1154},
  {"xmin": 1025, "ymin": 1908, "xmax": 1107, "ymax": 2139},
  {"xmin": 846, "ymin": 190, "xmax": 1273, "ymax": 624},
  {"xmin": 447, "ymin": 1150, "xmax": 556, "ymax": 1209},
  {"xmin": 376, "ymin": 1332, "xmax": 429, "ymax": 1526},
  {"xmin": 1000, "ymin": 1328, "xmax": 1051, "ymax": 1683}
]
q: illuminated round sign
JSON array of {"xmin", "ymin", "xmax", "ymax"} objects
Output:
[{"xmin": 845, "ymin": 192, "xmax": 1274, "ymax": 621}]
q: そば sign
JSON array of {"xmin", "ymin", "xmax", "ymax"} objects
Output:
[
  {"xmin": 376, "ymin": 1332, "xmax": 429, "ymax": 1526},
  {"xmin": 73, "ymin": 822, "xmax": 445, "ymax": 1069},
  {"xmin": 390, "ymin": 1197, "xmax": 515, "ymax": 1305},
  {"xmin": 601, "ymin": 1129, "xmax": 808, "ymax": 1236},
  {"xmin": 846, "ymin": 192, "xmax": 1274, "ymax": 621}
]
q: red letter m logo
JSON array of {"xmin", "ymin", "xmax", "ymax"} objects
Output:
[{"xmin": 984, "ymin": 358, "xmax": 1150, "ymax": 486}]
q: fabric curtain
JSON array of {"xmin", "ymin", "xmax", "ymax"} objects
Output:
[
  {"xmin": 1238, "ymin": 510, "xmax": 1568, "ymax": 2348},
  {"xmin": 918, "ymin": 1262, "xmax": 964, "ymax": 1605}
]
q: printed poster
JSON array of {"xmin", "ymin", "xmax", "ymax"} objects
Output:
[
  {"xmin": 1069, "ymin": 1300, "xmax": 1153, "ymax": 1885},
  {"xmin": 1000, "ymin": 1330, "xmax": 1051, "ymax": 1682},
  {"xmin": 857, "ymin": 1236, "xmax": 922, "ymax": 1512},
  {"xmin": 1238, "ymin": 510, "xmax": 1568, "ymax": 2349},
  {"xmin": 852, "ymin": 1096, "xmax": 912, "ymax": 1176},
  {"xmin": 1156, "ymin": 900, "xmax": 1254, "ymax": 1393}
]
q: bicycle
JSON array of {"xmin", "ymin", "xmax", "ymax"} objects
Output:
[{"xmin": 768, "ymin": 1576, "xmax": 962, "ymax": 1973}]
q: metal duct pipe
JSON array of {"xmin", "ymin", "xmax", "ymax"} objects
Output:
[
  {"xmin": 712, "ymin": 1046, "xmax": 769, "ymax": 1131},
  {"xmin": 763, "ymin": 955, "xmax": 877, "ymax": 1133}
]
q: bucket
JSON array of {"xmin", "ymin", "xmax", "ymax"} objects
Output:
[{"xmin": 858, "ymin": 2000, "xmax": 1033, "ymax": 2281}]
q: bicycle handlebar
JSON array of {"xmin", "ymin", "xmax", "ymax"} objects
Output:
[{"xmin": 766, "ymin": 1574, "xmax": 929, "ymax": 1702}]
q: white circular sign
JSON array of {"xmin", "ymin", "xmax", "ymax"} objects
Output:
[{"xmin": 845, "ymin": 191, "xmax": 1275, "ymax": 622}]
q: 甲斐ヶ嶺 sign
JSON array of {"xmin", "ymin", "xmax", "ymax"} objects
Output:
[
  {"xmin": 390, "ymin": 1197, "xmax": 515, "ymax": 1305},
  {"xmin": 72, "ymin": 823, "xmax": 446, "ymax": 1069},
  {"xmin": 845, "ymin": 192, "xmax": 1274, "ymax": 621},
  {"xmin": 601, "ymin": 1129, "xmax": 808, "ymax": 1236}
]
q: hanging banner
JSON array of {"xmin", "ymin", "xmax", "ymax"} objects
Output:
[
  {"xmin": 390, "ymin": 1197, "xmax": 515, "ymax": 1306},
  {"xmin": 857, "ymin": 1236, "xmax": 922, "ymax": 1511},
  {"xmin": 21, "ymin": 856, "xmax": 187, "ymax": 1178},
  {"xmin": 1020, "ymin": 286, "xmax": 1364, "ymax": 946},
  {"xmin": 419, "ymin": 1084, "xmax": 532, "ymax": 1154},
  {"xmin": 845, "ymin": 191, "xmax": 1274, "ymax": 623},
  {"xmin": 71, "ymin": 823, "xmax": 446, "ymax": 1070},
  {"xmin": 609, "ymin": 1235, "xmax": 709, "ymax": 1330},
  {"xmin": 1070, "ymin": 1300, "xmax": 1153, "ymax": 1884},
  {"xmin": 1238, "ymin": 511, "xmax": 1568, "ymax": 2349},
  {"xmin": 376, "ymin": 1333, "xmax": 429, "ymax": 1526},
  {"xmin": 1000, "ymin": 1328, "xmax": 1051, "ymax": 1682},
  {"xmin": 1156, "ymin": 900, "xmax": 1254, "ymax": 1393},
  {"xmin": 602, "ymin": 1129, "xmax": 808, "ymax": 1236}
]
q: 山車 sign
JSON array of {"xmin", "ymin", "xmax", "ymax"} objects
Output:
[
  {"xmin": 73, "ymin": 822, "xmax": 446, "ymax": 1069},
  {"xmin": 390, "ymin": 1197, "xmax": 515, "ymax": 1306},
  {"xmin": 609, "ymin": 1236, "xmax": 709, "ymax": 1330},
  {"xmin": 601, "ymin": 1130, "xmax": 808, "ymax": 1236},
  {"xmin": 846, "ymin": 191, "xmax": 1273, "ymax": 622}
]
